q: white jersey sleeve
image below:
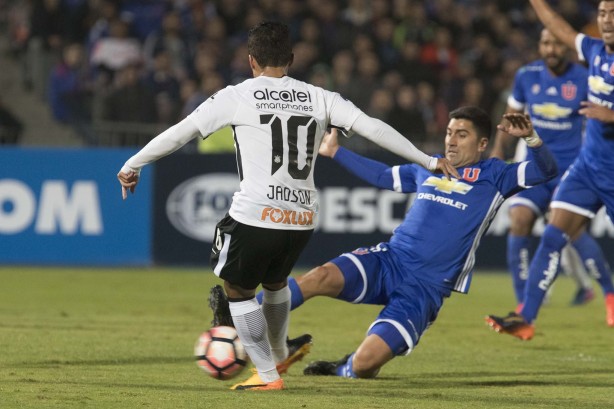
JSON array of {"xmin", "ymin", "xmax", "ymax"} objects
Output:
[
  {"xmin": 188, "ymin": 86, "xmax": 239, "ymax": 138},
  {"xmin": 326, "ymin": 92, "xmax": 435, "ymax": 170}
]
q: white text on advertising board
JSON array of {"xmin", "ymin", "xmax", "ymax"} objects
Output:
[{"xmin": 0, "ymin": 179, "xmax": 103, "ymax": 235}]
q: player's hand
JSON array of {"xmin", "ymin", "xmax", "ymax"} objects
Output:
[
  {"xmin": 319, "ymin": 128, "xmax": 340, "ymax": 158},
  {"xmin": 497, "ymin": 113, "xmax": 534, "ymax": 139},
  {"xmin": 117, "ymin": 170, "xmax": 139, "ymax": 200},
  {"xmin": 579, "ymin": 101, "xmax": 614, "ymax": 123},
  {"xmin": 434, "ymin": 157, "xmax": 460, "ymax": 180}
]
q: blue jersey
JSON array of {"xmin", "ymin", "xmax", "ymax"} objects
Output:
[
  {"xmin": 577, "ymin": 34, "xmax": 614, "ymax": 169},
  {"xmin": 332, "ymin": 146, "xmax": 557, "ymax": 294},
  {"xmin": 509, "ymin": 60, "xmax": 587, "ymax": 171}
]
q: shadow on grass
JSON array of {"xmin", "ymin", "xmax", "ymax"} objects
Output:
[{"xmin": 8, "ymin": 356, "xmax": 189, "ymax": 368}]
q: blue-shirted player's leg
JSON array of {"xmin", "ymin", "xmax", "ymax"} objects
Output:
[
  {"xmin": 520, "ymin": 222, "xmax": 571, "ymax": 324},
  {"xmin": 572, "ymin": 232, "xmax": 614, "ymax": 298},
  {"xmin": 507, "ymin": 234, "xmax": 532, "ymax": 304},
  {"xmin": 257, "ymin": 246, "xmax": 387, "ymax": 309},
  {"xmin": 594, "ymin": 175, "xmax": 614, "ymax": 327},
  {"xmin": 506, "ymin": 187, "xmax": 550, "ymax": 307},
  {"xmin": 486, "ymin": 210, "xmax": 584, "ymax": 340},
  {"xmin": 486, "ymin": 159, "xmax": 604, "ymax": 338},
  {"xmin": 305, "ymin": 277, "xmax": 449, "ymax": 378}
]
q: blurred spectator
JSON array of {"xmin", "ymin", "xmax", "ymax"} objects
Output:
[
  {"xmin": 290, "ymin": 42, "xmax": 319, "ymax": 81},
  {"xmin": 415, "ymin": 81, "xmax": 449, "ymax": 152},
  {"xmin": 366, "ymin": 87, "xmax": 394, "ymax": 121},
  {"xmin": 63, "ymin": 0, "xmax": 90, "ymax": 44},
  {"xmin": 143, "ymin": 11, "xmax": 190, "ymax": 80},
  {"xmin": 102, "ymin": 64, "xmax": 156, "ymax": 124},
  {"xmin": 0, "ymin": 97, "xmax": 23, "ymax": 144},
  {"xmin": 47, "ymin": 43, "xmax": 96, "ymax": 144},
  {"xmin": 120, "ymin": 0, "xmax": 167, "ymax": 42},
  {"xmin": 346, "ymin": 51, "xmax": 380, "ymax": 109},
  {"xmin": 372, "ymin": 18, "xmax": 398, "ymax": 69},
  {"xmin": 341, "ymin": 0, "xmax": 370, "ymax": 27},
  {"xmin": 330, "ymin": 49, "xmax": 355, "ymax": 98},
  {"xmin": 90, "ymin": 18, "xmax": 142, "ymax": 86},
  {"xmin": 307, "ymin": 64, "xmax": 333, "ymax": 90},
  {"xmin": 143, "ymin": 50, "xmax": 182, "ymax": 124},
  {"xmin": 299, "ymin": 18, "xmax": 325, "ymax": 61},
  {"xmin": 420, "ymin": 26, "xmax": 458, "ymax": 77},
  {"xmin": 86, "ymin": 0, "xmax": 120, "ymax": 53},
  {"xmin": 394, "ymin": 41, "xmax": 437, "ymax": 86},
  {"xmin": 388, "ymin": 85, "xmax": 427, "ymax": 145},
  {"xmin": 26, "ymin": 0, "xmax": 66, "ymax": 97}
]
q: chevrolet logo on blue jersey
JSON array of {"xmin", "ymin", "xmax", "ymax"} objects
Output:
[
  {"xmin": 423, "ymin": 176, "xmax": 473, "ymax": 194},
  {"xmin": 531, "ymin": 103, "xmax": 572, "ymax": 119},
  {"xmin": 588, "ymin": 75, "xmax": 614, "ymax": 95}
]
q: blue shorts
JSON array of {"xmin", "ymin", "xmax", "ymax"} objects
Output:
[
  {"xmin": 550, "ymin": 154, "xmax": 614, "ymax": 221},
  {"xmin": 508, "ymin": 176, "xmax": 561, "ymax": 216},
  {"xmin": 330, "ymin": 244, "xmax": 451, "ymax": 356}
]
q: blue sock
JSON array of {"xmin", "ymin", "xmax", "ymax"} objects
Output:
[
  {"xmin": 255, "ymin": 276, "xmax": 305, "ymax": 310},
  {"xmin": 507, "ymin": 235, "xmax": 531, "ymax": 303},
  {"xmin": 521, "ymin": 225, "xmax": 569, "ymax": 323},
  {"xmin": 573, "ymin": 232, "xmax": 614, "ymax": 295},
  {"xmin": 335, "ymin": 353, "xmax": 358, "ymax": 378}
]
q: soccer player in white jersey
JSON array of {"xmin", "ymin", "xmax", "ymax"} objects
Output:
[
  {"xmin": 117, "ymin": 21, "xmax": 457, "ymax": 390},
  {"xmin": 487, "ymin": 0, "xmax": 614, "ymax": 340},
  {"xmin": 490, "ymin": 29, "xmax": 614, "ymax": 310},
  {"xmin": 214, "ymin": 107, "xmax": 556, "ymax": 378}
]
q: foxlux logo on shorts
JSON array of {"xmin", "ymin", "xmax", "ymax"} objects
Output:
[
  {"xmin": 261, "ymin": 207, "xmax": 314, "ymax": 226},
  {"xmin": 166, "ymin": 174, "xmax": 239, "ymax": 242}
]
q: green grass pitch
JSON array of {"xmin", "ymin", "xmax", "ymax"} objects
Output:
[{"xmin": 1, "ymin": 267, "xmax": 613, "ymax": 409}]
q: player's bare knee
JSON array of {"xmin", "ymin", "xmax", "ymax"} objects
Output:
[
  {"xmin": 297, "ymin": 263, "xmax": 343, "ymax": 298},
  {"xmin": 352, "ymin": 350, "xmax": 381, "ymax": 378},
  {"xmin": 509, "ymin": 206, "xmax": 536, "ymax": 236}
]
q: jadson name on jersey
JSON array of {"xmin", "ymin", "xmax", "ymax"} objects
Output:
[{"xmin": 253, "ymin": 88, "xmax": 312, "ymax": 103}]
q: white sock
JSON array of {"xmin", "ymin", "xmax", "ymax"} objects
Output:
[
  {"xmin": 262, "ymin": 286, "xmax": 291, "ymax": 363},
  {"xmin": 229, "ymin": 298, "xmax": 279, "ymax": 383}
]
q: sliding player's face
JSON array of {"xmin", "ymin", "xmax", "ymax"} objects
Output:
[
  {"xmin": 444, "ymin": 118, "xmax": 488, "ymax": 168},
  {"xmin": 598, "ymin": 1, "xmax": 614, "ymax": 49},
  {"xmin": 539, "ymin": 29, "xmax": 568, "ymax": 73}
]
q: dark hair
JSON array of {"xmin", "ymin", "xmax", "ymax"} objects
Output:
[
  {"xmin": 449, "ymin": 106, "xmax": 492, "ymax": 139},
  {"xmin": 247, "ymin": 21, "xmax": 293, "ymax": 68}
]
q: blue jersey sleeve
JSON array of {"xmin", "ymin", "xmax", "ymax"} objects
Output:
[
  {"xmin": 494, "ymin": 143, "xmax": 558, "ymax": 197},
  {"xmin": 509, "ymin": 69, "xmax": 527, "ymax": 109},
  {"xmin": 577, "ymin": 34, "xmax": 601, "ymax": 63},
  {"xmin": 332, "ymin": 147, "xmax": 418, "ymax": 192}
]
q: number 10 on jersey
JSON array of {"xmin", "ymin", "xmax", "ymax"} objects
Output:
[{"xmin": 260, "ymin": 114, "xmax": 317, "ymax": 180}]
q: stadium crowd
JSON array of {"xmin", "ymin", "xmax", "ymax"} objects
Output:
[{"xmin": 1, "ymin": 0, "xmax": 600, "ymax": 151}]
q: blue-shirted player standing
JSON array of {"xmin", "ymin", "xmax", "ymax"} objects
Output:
[
  {"xmin": 490, "ymin": 29, "xmax": 614, "ymax": 309},
  {"xmin": 237, "ymin": 107, "xmax": 555, "ymax": 378},
  {"xmin": 487, "ymin": 0, "xmax": 614, "ymax": 340}
]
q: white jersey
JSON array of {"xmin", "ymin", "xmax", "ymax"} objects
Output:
[{"xmin": 188, "ymin": 75, "xmax": 363, "ymax": 230}]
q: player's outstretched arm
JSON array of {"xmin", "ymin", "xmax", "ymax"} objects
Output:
[
  {"xmin": 529, "ymin": 0, "xmax": 578, "ymax": 48},
  {"xmin": 350, "ymin": 113, "xmax": 460, "ymax": 179},
  {"xmin": 117, "ymin": 117, "xmax": 200, "ymax": 200}
]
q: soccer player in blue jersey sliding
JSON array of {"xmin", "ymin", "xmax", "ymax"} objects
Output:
[
  {"xmin": 240, "ymin": 107, "xmax": 555, "ymax": 378},
  {"xmin": 490, "ymin": 28, "xmax": 614, "ymax": 310},
  {"xmin": 487, "ymin": 0, "xmax": 614, "ymax": 340}
]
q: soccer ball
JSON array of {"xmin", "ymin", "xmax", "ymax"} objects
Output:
[{"xmin": 194, "ymin": 326, "xmax": 248, "ymax": 380}]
